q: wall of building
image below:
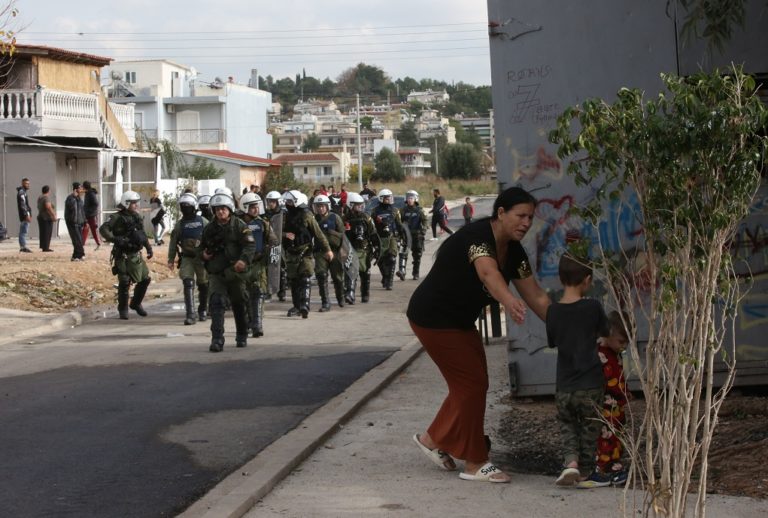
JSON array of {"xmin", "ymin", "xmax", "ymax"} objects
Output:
[
  {"xmin": 224, "ymin": 84, "xmax": 272, "ymax": 157},
  {"xmin": 35, "ymin": 57, "xmax": 100, "ymax": 94},
  {"xmin": 487, "ymin": 0, "xmax": 768, "ymax": 394}
]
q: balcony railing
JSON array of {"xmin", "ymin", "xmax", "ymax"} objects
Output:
[
  {"xmin": 109, "ymin": 102, "xmax": 135, "ymax": 141},
  {"xmin": 164, "ymin": 129, "xmax": 226, "ymax": 145}
]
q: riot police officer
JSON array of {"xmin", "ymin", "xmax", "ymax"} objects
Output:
[
  {"xmin": 99, "ymin": 191, "xmax": 154, "ymax": 320},
  {"xmin": 238, "ymin": 192, "xmax": 277, "ymax": 337},
  {"xmin": 199, "ymin": 192, "xmax": 255, "ymax": 352},
  {"xmin": 282, "ymin": 190, "xmax": 332, "ymax": 318},
  {"xmin": 371, "ymin": 188, "xmax": 404, "ymax": 290},
  {"xmin": 398, "ymin": 189, "xmax": 428, "ymax": 280},
  {"xmin": 263, "ymin": 190, "xmax": 287, "ymax": 301},
  {"xmin": 198, "ymin": 194, "xmax": 213, "ymax": 221},
  {"xmin": 344, "ymin": 192, "xmax": 377, "ymax": 303},
  {"xmin": 167, "ymin": 193, "xmax": 208, "ymax": 325},
  {"xmin": 312, "ymin": 194, "xmax": 345, "ymax": 311}
]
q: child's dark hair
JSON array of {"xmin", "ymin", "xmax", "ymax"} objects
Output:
[
  {"xmin": 558, "ymin": 253, "xmax": 592, "ymax": 286},
  {"xmin": 608, "ymin": 311, "xmax": 630, "ymax": 341}
]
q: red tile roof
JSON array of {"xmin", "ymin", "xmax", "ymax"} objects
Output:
[
  {"xmin": 14, "ymin": 44, "xmax": 112, "ymax": 66},
  {"xmin": 189, "ymin": 149, "xmax": 281, "ymax": 166},
  {"xmin": 275, "ymin": 153, "xmax": 339, "ymax": 163}
]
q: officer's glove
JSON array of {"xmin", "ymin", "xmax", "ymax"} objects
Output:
[{"xmin": 145, "ymin": 246, "xmax": 154, "ymax": 260}]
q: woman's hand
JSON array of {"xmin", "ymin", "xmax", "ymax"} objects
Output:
[{"xmin": 504, "ymin": 297, "xmax": 527, "ymax": 324}]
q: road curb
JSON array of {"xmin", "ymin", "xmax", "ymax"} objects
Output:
[{"xmin": 179, "ymin": 339, "xmax": 424, "ymax": 518}]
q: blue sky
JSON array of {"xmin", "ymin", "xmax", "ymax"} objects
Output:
[{"xmin": 18, "ymin": 0, "xmax": 492, "ymax": 86}]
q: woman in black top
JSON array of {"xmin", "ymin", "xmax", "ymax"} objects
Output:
[{"xmin": 407, "ymin": 187, "xmax": 550, "ymax": 483}]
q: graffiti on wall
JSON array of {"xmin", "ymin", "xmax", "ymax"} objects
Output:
[{"xmin": 510, "ymin": 146, "xmax": 562, "ymax": 185}]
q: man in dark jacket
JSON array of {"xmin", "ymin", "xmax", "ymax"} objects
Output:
[
  {"xmin": 81, "ymin": 181, "xmax": 101, "ymax": 249},
  {"xmin": 17, "ymin": 177, "xmax": 32, "ymax": 253},
  {"xmin": 64, "ymin": 182, "xmax": 85, "ymax": 261}
]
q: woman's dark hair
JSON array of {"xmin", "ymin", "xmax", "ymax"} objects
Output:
[
  {"xmin": 42, "ymin": 185, "xmax": 50, "ymax": 194},
  {"xmin": 491, "ymin": 187, "xmax": 537, "ymax": 220}
]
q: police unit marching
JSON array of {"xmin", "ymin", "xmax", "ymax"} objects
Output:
[{"xmin": 101, "ymin": 187, "xmax": 436, "ymax": 352}]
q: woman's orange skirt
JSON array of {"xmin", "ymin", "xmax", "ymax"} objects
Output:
[{"xmin": 409, "ymin": 321, "xmax": 489, "ymax": 463}]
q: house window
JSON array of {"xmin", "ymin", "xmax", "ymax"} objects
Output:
[
  {"xmin": 323, "ymin": 166, "xmax": 332, "ymax": 176},
  {"xmin": 125, "ymin": 71, "xmax": 137, "ymax": 84},
  {"xmin": 304, "ymin": 167, "xmax": 308, "ymax": 175}
]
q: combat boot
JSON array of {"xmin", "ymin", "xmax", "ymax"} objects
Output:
[
  {"xmin": 385, "ymin": 261, "xmax": 396, "ymax": 290},
  {"xmin": 209, "ymin": 293, "xmax": 225, "ymax": 352},
  {"xmin": 361, "ymin": 272, "xmax": 371, "ymax": 303},
  {"xmin": 117, "ymin": 282, "xmax": 130, "ymax": 320},
  {"xmin": 333, "ymin": 279, "xmax": 345, "ymax": 308},
  {"xmin": 345, "ymin": 276, "xmax": 356, "ymax": 305},
  {"xmin": 233, "ymin": 303, "xmax": 248, "ymax": 348},
  {"xmin": 255, "ymin": 293, "xmax": 264, "ymax": 337},
  {"xmin": 412, "ymin": 259, "xmax": 421, "ymax": 280},
  {"xmin": 129, "ymin": 278, "xmax": 151, "ymax": 316},
  {"xmin": 317, "ymin": 273, "xmax": 331, "ymax": 312},
  {"xmin": 299, "ymin": 276, "xmax": 311, "ymax": 319},
  {"xmin": 396, "ymin": 252, "xmax": 407, "ymax": 281},
  {"xmin": 278, "ymin": 268, "xmax": 287, "ymax": 302},
  {"xmin": 183, "ymin": 278, "xmax": 196, "ymax": 325},
  {"xmin": 287, "ymin": 283, "xmax": 301, "ymax": 317},
  {"xmin": 197, "ymin": 283, "xmax": 208, "ymax": 321}
]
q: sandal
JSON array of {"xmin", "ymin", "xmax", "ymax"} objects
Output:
[
  {"xmin": 459, "ymin": 462, "xmax": 511, "ymax": 483},
  {"xmin": 412, "ymin": 433, "xmax": 457, "ymax": 471}
]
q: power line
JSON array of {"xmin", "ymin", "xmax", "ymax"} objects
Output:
[
  {"xmin": 24, "ymin": 21, "xmax": 488, "ymax": 36},
  {"xmin": 19, "ymin": 36, "xmax": 487, "ymax": 51},
  {"xmin": 21, "ymin": 29, "xmax": 486, "ymax": 43}
]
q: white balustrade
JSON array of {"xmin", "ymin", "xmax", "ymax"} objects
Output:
[
  {"xmin": 0, "ymin": 89, "xmax": 37, "ymax": 119},
  {"xmin": 39, "ymin": 88, "xmax": 98, "ymax": 123}
]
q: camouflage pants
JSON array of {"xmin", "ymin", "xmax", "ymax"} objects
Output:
[{"xmin": 555, "ymin": 387, "xmax": 604, "ymax": 471}]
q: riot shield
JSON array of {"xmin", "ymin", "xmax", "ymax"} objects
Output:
[
  {"xmin": 267, "ymin": 212, "xmax": 284, "ymax": 294},
  {"xmin": 341, "ymin": 235, "xmax": 359, "ymax": 285}
]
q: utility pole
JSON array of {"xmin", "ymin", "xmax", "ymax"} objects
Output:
[
  {"xmin": 434, "ymin": 137, "xmax": 439, "ymax": 177},
  {"xmin": 356, "ymin": 93, "xmax": 363, "ymax": 191}
]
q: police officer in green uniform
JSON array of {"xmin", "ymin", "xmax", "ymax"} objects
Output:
[
  {"xmin": 312, "ymin": 194, "xmax": 345, "ymax": 311},
  {"xmin": 99, "ymin": 190, "xmax": 154, "ymax": 320},
  {"xmin": 263, "ymin": 190, "xmax": 287, "ymax": 301},
  {"xmin": 371, "ymin": 188, "xmax": 405, "ymax": 291},
  {"xmin": 344, "ymin": 192, "xmax": 377, "ymax": 304},
  {"xmin": 282, "ymin": 190, "xmax": 333, "ymax": 318},
  {"xmin": 238, "ymin": 192, "xmax": 277, "ymax": 337},
  {"xmin": 167, "ymin": 192, "xmax": 209, "ymax": 325},
  {"xmin": 398, "ymin": 189, "xmax": 428, "ymax": 280},
  {"xmin": 199, "ymin": 192, "xmax": 256, "ymax": 352}
]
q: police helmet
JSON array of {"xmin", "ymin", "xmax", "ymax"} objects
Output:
[
  {"xmin": 214, "ymin": 186, "xmax": 234, "ymax": 198},
  {"xmin": 178, "ymin": 192, "xmax": 198, "ymax": 209},
  {"xmin": 346, "ymin": 192, "xmax": 365, "ymax": 205},
  {"xmin": 378, "ymin": 188, "xmax": 394, "ymax": 204},
  {"xmin": 405, "ymin": 190, "xmax": 419, "ymax": 202},
  {"xmin": 283, "ymin": 189, "xmax": 308, "ymax": 208},
  {"xmin": 119, "ymin": 190, "xmax": 141, "ymax": 209},
  {"xmin": 313, "ymin": 194, "xmax": 331, "ymax": 206},
  {"xmin": 209, "ymin": 193, "xmax": 235, "ymax": 213},
  {"xmin": 239, "ymin": 192, "xmax": 262, "ymax": 210},
  {"xmin": 266, "ymin": 190, "xmax": 282, "ymax": 201},
  {"xmin": 198, "ymin": 194, "xmax": 211, "ymax": 206}
]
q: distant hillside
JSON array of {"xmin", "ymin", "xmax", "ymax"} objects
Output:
[{"xmin": 260, "ymin": 62, "xmax": 491, "ymax": 117}]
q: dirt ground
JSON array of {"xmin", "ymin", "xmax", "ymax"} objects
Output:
[
  {"xmin": 0, "ymin": 241, "xmax": 174, "ymax": 312},
  {"xmin": 495, "ymin": 390, "xmax": 768, "ymax": 499},
  {"xmin": 2, "ymin": 239, "xmax": 766, "ymax": 500}
]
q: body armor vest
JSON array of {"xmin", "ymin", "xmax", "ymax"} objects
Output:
[{"xmin": 180, "ymin": 216, "xmax": 205, "ymax": 255}]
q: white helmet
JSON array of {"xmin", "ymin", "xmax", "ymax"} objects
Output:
[
  {"xmin": 214, "ymin": 186, "xmax": 234, "ymax": 198},
  {"xmin": 209, "ymin": 193, "xmax": 235, "ymax": 213},
  {"xmin": 378, "ymin": 188, "xmax": 394, "ymax": 203},
  {"xmin": 198, "ymin": 195, "xmax": 211, "ymax": 206},
  {"xmin": 346, "ymin": 192, "xmax": 365, "ymax": 205},
  {"xmin": 313, "ymin": 194, "xmax": 331, "ymax": 206},
  {"xmin": 178, "ymin": 192, "xmax": 198, "ymax": 208},
  {"xmin": 283, "ymin": 189, "xmax": 308, "ymax": 208},
  {"xmin": 265, "ymin": 190, "xmax": 282, "ymax": 201},
  {"xmin": 405, "ymin": 190, "xmax": 419, "ymax": 202},
  {"xmin": 120, "ymin": 190, "xmax": 141, "ymax": 209},
  {"xmin": 240, "ymin": 192, "xmax": 262, "ymax": 210}
]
